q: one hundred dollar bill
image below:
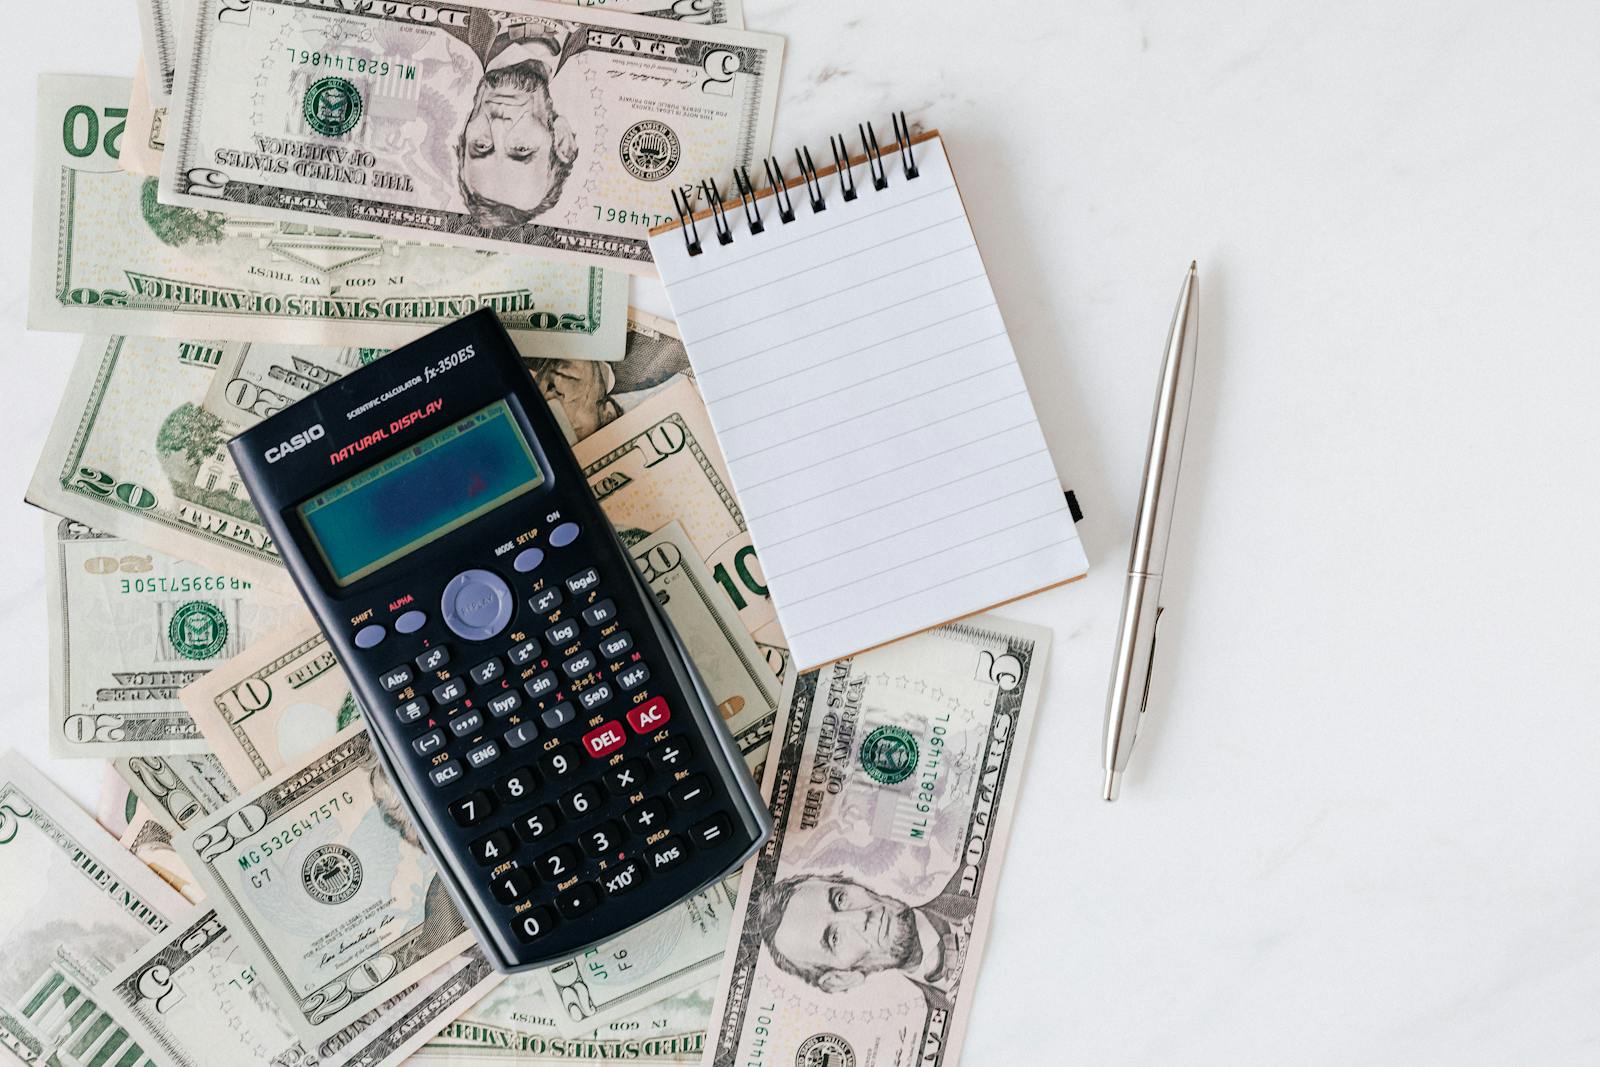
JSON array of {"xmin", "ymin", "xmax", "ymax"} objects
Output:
[
  {"xmin": 95, "ymin": 904, "xmax": 499, "ymax": 1067},
  {"xmin": 573, "ymin": 378, "xmax": 775, "ymax": 638},
  {"xmin": 700, "ymin": 617, "xmax": 1051, "ymax": 1067},
  {"xmin": 181, "ymin": 621, "xmax": 360, "ymax": 787},
  {"xmin": 417, "ymin": 979, "xmax": 713, "ymax": 1064},
  {"xmin": 118, "ymin": 811, "xmax": 206, "ymax": 903},
  {"xmin": 34, "ymin": 74, "xmax": 625, "ymax": 360},
  {"xmin": 176, "ymin": 726, "xmax": 474, "ymax": 1043},
  {"xmin": 45, "ymin": 515, "xmax": 303, "ymax": 758},
  {"xmin": 27, "ymin": 334, "xmax": 289, "ymax": 589},
  {"xmin": 160, "ymin": 1, "xmax": 782, "ymax": 273},
  {"xmin": 114, "ymin": 752, "xmax": 239, "ymax": 833},
  {"xmin": 0, "ymin": 749, "xmax": 188, "ymax": 1067}
]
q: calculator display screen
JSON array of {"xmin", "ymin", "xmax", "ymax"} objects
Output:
[{"xmin": 297, "ymin": 399, "xmax": 543, "ymax": 585}]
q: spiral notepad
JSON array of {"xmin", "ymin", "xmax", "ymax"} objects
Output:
[{"xmin": 648, "ymin": 118, "xmax": 1088, "ymax": 669}]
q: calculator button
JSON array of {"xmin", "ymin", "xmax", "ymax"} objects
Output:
[
  {"xmin": 541, "ymin": 702, "xmax": 576, "ymax": 729},
  {"xmin": 524, "ymin": 672, "xmax": 559, "ymax": 699},
  {"xmin": 578, "ymin": 683, "xmax": 614, "ymax": 713},
  {"xmin": 470, "ymin": 830, "xmax": 515, "ymax": 866},
  {"xmin": 579, "ymin": 821, "xmax": 623, "ymax": 856},
  {"xmin": 449, "ymin": 710, "xmax": 485, "ymax": 738},
  {"xmin": 379, "ymin": 665, "xmax": 412, "ymax": 692},
  {"xmin": 556, "ymin": 882, "xmax": 601, "ymax": 920},
  {"xmin": 562, "ymin": 650, "xmax": 597, "ymax": 678},
  {"xmin": 560, "ymin": 782, "xmax": 605, "ymax": 821},
  {"xmin": 415, "ymin": 646, "xmax": 449, "ymax": 673},
  {"xmin": 412, "ymin": 729, "xmax": 447, "ymax": 757},
  {"xmin": 428, "ymin": 761, "xmax": 463, "ymax": 788},
  {"xmin": 495, "ymin": 767, "xmax": 538, "ymax": 804},
  {"xmin": 627, "ymin": 697, "xmax": 671, "ymax": 735},
  {"xmin": 581, "ymin": 719, "xmax": 625, "ymax": 758},
  {"xmin": 603, "ymin": 759, "xmax": 647, "ymax": 795},
  {"xmin": 601, "ymin": 858, "xmax": 646, "ymax": 896},
  {"xmin": 565, "ymin": 568, "xmax": 600, "ymax": 596},
  {"xmin": 539, "ymin": 744, "xmax": 581, "ymax": 780},
  {"xmin": 490, "ymin": 867, "xmax": 534, "ymax": 905},
  {"xmin": 432, "ymin": 677, "xmax": 467, "ymax": 704},
  {"xmin": 504, "ymin": 722, "xmax": 539, "ymax": 749},
  {"xmin": 597, "ymin": 631, "xmax": 633, "ymax": 659},
  {"xmin": 529, "ymin": 587, "xmax": 563, "ymax": 614},
  {"xmin": 515, "ymin": 804, "xmax": 560, "ymax": 844},
  {"xmin": 469, "ymin": 657, "xmax": 504, "ymax": 685},
  {"xmin": 581, "ymin": 599, "xmax": 616, "ymax": 627},
  {"xmin": 395, "ymin": 610, "xmax": 427, "ymax": 634},
  {"xmin": 354, "ymin": 624, "xmax": 386, "ymax": 649},
  {"xmin": 690, "ymin": 812, "xmax": 733, "ymax": 848},
  {"xmin": 507, "ymin": 639, "xmax": 540, "ymax": 666},
  {"xmin": 441, "ymin": 569, "xmax": 514, "ymax": 642},
  {"xmin": 669, "ymin": 775, "xmax": 711, "ymax": 808},
  {"xmin": 512, "ymin": 547, "xmax": 545, "ymax": 573},
  {"xmin": 544, "ymin": 619, "xmax": 580, "ymax": 647},
  {"xmin": 487, "ymin": 691, "xmax": 523, "ymax": 718},
  {"xmin": 645, "ymin": 835, "xmax": 689, "ymax": 873},
  {"xmin": 624, "ymin": 797, "xmax": 670, "ymax": 835},
  {"xmin": 448, "ymin": 791, "xmax": 493, "ymax": 827},
  {"xmin": 394, "ymin": 698, "xmax": 428, "ymax": 725},
  {"xmin": 534, "ymin": 845, "xmax": 581, "ymax": 882},
  {"xmin": 466, "ymin": 741, "xmax": 501, "ymax": 770},
  {"xmin": 549, "ymin": 522, "xmax": 581, "ymax": 548},
  {"xmin": 514, "ymin": 906, "xmax": 557, "ymax": 943},
  {"xmin": 648, "ymin": 737, "xmax": 691, "ymax": 772},
  {"xmin": 616, "ymin": 663, "xmax": 650, "ymax": 691}
]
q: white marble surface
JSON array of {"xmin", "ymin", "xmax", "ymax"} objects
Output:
[{"xmin": 4, "ymin": 3, "xmax": 1599, "ymax": 1064}]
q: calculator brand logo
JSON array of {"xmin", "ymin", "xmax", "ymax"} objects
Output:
[
  {"xmin": 302, "ymin": 844, "xmax": 364, "ymax": 905},
  {"xmin": 859, "ymin": 725, "xmax": 919, "ymax": 785},
  {"xmin": 264, "ymin": 423, "xmax": 326, "ymax": 463}
]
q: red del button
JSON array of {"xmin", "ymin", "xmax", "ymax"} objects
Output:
[
  {"xmin": 582, "ymin": 720, "xmax": 626, "ymax": 758},
  {"xmin": 627, "ymin": 697, "xmax": 671, "ymax": 734}
]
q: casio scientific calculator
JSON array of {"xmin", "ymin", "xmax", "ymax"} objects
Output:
[{"xmin": 229, "ymin": 310, "xmax": 770, "ymax": 973}]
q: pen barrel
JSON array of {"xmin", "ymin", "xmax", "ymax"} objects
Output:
[
  {"xmin": 1128, "ymin": 270, "xmax": 1198, "ymax": 575},
  {"xmin": 1103, "ymin": 572, "xmax": 1162, "ymax": 774}
]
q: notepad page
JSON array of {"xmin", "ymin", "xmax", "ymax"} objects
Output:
[{"xmin": 649, "ymin": 134, "xmax": 1087, "ymax": 669}]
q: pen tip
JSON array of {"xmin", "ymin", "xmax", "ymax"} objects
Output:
[
  {"xmin": 1102, "ymin": 768, "xmax": 1121, "ymax": 802},
  {"xmin": 1189, "ymin": 260, "xmax": 1197, "ymax": 273}
]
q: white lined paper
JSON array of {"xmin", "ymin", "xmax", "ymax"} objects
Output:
[{"xmin": 649, "ymin": 134, "xmax": 1087, "ymax": 667}]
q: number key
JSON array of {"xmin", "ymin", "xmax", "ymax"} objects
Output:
[
  {"xmin": 534, "ymin": 844, "xmax": 581, "ymax": 882},
  {"xmin": 470, "ymin": 829, "xmax": 515, "ymax": 866},
  {"xmin": 514, "ymin": 905, "xmax": 556, "ymax": 943},
  {"xmin": 560, "ymin": 782, "xmax": 604, "ymax": 821},
  {"xmin": 490, "ymin": 867, "xmax": 534, "ymax": 905},
  {"xmin": 579, "ymin": 821, "xmax": 624, "ymax": 857},
  {"xmin": 495, "ymin": 767, "xmax": 538, "ymax": 803},
  {"xmin": 515, "ymin": 804, "xmax": 560, "ymax": 844},
  {"xmin": 448, "ymin": 791, "xmax": 493, "ymax": 827},
  {"xmin": 539, "ymin": 744, "xmax": 580, "ymax": 780}
]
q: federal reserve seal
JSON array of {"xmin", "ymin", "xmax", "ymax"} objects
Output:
[
  {"xmin": 167, "ymin": 601, "xmax": 228, "ymax": 660},
  {"xmin": 795, "ymin": 1034, "xmax": 855, "ymax": 1067},
  {"xmin": 303, "ymin": 76, "xmax": 363, "ymax": 137},
  {"xmin": 619, "ymin": 120, "xmax": 681, "ymax": 181},
  {"xmin": 859, "ymin": 724, "xmax": 919, "ymax": 785},
  {"xmin": 302, "ymin": 844, "xmax": 364, "ymax": 904}
]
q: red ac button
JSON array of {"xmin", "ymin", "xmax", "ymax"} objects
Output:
[{"xmin": 627, "ymin": 697, "xmax": 671, "ymax": 735}]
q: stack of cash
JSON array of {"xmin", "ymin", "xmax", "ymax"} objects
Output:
[{"xmin": 10, "ymin": 4, "xmax": 1054, "ymax": 1067}]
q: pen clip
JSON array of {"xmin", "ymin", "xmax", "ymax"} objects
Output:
[{"xmin": 1137, "ymin": 606, "xmax": 1164, "ymax": 716}]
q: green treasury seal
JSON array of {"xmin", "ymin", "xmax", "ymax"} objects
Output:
[
  {"xmin": 859, "ymin": 724, "xmax": 918, "ymax": 785},
  {"xmin": 302, "ymin": 844, "xmax": 364, "ymax": 904},
  {"xmin": 303, "ymin": 76, "xmax": 363, "ymax": 137},
  {"xmin": 167, "ymin": 601, "xmax": 228, "ymax": 660}
]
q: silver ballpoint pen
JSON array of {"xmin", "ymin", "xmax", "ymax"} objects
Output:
[{"xmin": 1102, "ymin": 262, "xmax": 1198, "ymax": 801}]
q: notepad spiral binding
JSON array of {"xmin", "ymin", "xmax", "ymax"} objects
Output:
[{"xmin": 668, "ymin": 111, "xmax": 920, "ymax": 257}]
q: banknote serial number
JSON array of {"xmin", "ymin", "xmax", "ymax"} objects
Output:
[
  {"xmin": 287, "ymin": 50, "xmax": 416, "ymax": 80},
  {"xmin": 235, "ymin": 790, "xmax": 359, "ymax": 874},
  {"xmin": 593, "ymin": 205, "xmax": 674, "ymax": 228}
]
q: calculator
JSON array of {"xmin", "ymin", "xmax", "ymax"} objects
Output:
[{"xmin": 229, "ymin": 309, "xmax": 770, "ymax": 973}]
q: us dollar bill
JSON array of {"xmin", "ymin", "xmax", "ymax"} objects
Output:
[
  {"xmin": 45, "ymin": 515, "xmax": 303, "ymax": 758},
  {"xmin": 95, "ymin": 904, "xmax": 499, "ymax": 1067},
  {"xmin": 160, "ymin": 0, "xmax": 782, "ymax": 273},
  {"xmin": 123, "ymin": 57, "xmax": 167, "ymax": 178},
  {"xmin": 417, "ymin": 980, "xmax": 712, "ymax": 1064},
  {"xmin": 119, "ymin": 811, "xmax": 206, "ymax": 903},
  {"xmin": 27, "ymin": 334, "xmax": 289, "ymax": 589},
  {"xmin": 175, "ymin": 726, "xmax": 474, "ymax": 1044},
  {"xmin": 0, "ymin": 749, "xmax": 188, "ymax": 1067},
  {"xmin": 115, "ymin": 753, "xmax": 239, "ymax": 833},
  {"xmin": 98, "ymin": 759, "xmax": 141, "ymax": 836},
  {"xmin": 34, "ymin": 74, "xmax": 625, "ymax": 360},
  {"xmin": 700, "ymin": 617, "xmax": 1051, "ymax": 1067},
  {"xmin": 181, "ymin": 622, "xmax": 360, "ymax": 787},
  {"xmin": 573, "ymin": 378, "xmax": 775, "ymax": 639}
]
